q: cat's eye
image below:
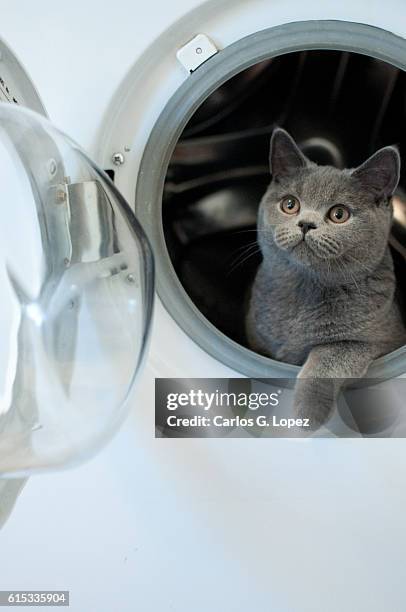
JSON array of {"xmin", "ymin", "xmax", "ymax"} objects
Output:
[
  {"xmin": 328, "ymin": 205, "xmax": 350, "ymax": 224},
  {"xmin": 280, "ymin": 195, "xmax": 300, "ymax": 215}
]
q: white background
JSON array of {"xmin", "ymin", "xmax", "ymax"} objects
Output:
[{"xmin": 0, "ymin": 0, "xmax": 406, "ymax": 610}]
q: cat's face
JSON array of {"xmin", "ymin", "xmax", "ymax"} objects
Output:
[{"xmin": 258, "ymin": 129, "xmax": 400, "ymax": 282}]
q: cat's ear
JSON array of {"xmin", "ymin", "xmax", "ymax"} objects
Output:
[
  {"xmin": 351, "ymin": 146, "xmax": 400, "ymax": 200},
  {"xmin": 269, "ymin": 128, "xmax": 307, "ymax": 182}
]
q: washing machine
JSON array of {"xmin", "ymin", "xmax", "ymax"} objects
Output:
[{"xmin": 0, "ymin": 1, "xmax": 406, "ymax": 611}]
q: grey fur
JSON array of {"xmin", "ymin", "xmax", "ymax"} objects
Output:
[{"xmin": 246, "ymin": 128, "xmax": 406, "ymax": 430}]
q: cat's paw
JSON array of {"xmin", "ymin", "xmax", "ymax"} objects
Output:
[{"xmin": 293, "ymin": 378, "xmax": 336, "ymax": 431}]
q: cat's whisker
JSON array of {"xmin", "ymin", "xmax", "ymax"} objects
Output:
[
  {"xmin": 228, "ymin": 247, "xmax": 261, "ymax": 276},
  {"xmin": 344, "ymin": 252, "xmax": 373, "ymax": 273},
  {"xmin": 231, "ymin": 228, "xmax": 274, "ymax": 235},
  {"xmin": 229, "ymin": 240, "xmax": 259, "ymax": 257},
  {"xmin": 228, "ymin": 242, "xmax": 261, "ymax": 272},
  {"xmin": 329, "ymin": 259, "xmax": 367, "ymax": 296}
]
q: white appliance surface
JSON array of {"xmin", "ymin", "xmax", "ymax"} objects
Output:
[{"xmin": 0, "ymin": 1, "xmax": 406, "ymax": 610}]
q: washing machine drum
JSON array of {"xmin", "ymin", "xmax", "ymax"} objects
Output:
[
  {"xmin": 0, "ymin": 104, "xmax": 154, "ymax": 477},
  {"xmin": 164, "ymin": 50, "xmax": 406, "ymax": 348}
]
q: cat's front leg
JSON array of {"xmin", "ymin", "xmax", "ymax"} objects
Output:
[{"xmin": 293, "ymin": 341, "xmax": 378, "ymax": 431}]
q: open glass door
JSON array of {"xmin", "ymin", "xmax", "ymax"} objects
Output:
[{"xmin": 0, "ymin": 104, "xmax": 154, "ymax": 479}]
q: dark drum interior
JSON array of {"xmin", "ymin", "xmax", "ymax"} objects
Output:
[{"xmin": 163, "ymin": 51, "xmax": 406, "ymax": 351}]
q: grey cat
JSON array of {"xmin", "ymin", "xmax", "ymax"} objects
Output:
[{"xmin": 246, "ymin": 128, "xmax": 406, "ymax": 430}]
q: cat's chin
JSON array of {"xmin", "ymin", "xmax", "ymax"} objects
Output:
[{"xmin": 287, "ymin": 241, "xmax": 323, "ymax": 267}]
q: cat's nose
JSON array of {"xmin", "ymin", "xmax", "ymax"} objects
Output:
[{"xmin": 298, "ymin": 220, "xmax": 317, "ymax": 235}]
